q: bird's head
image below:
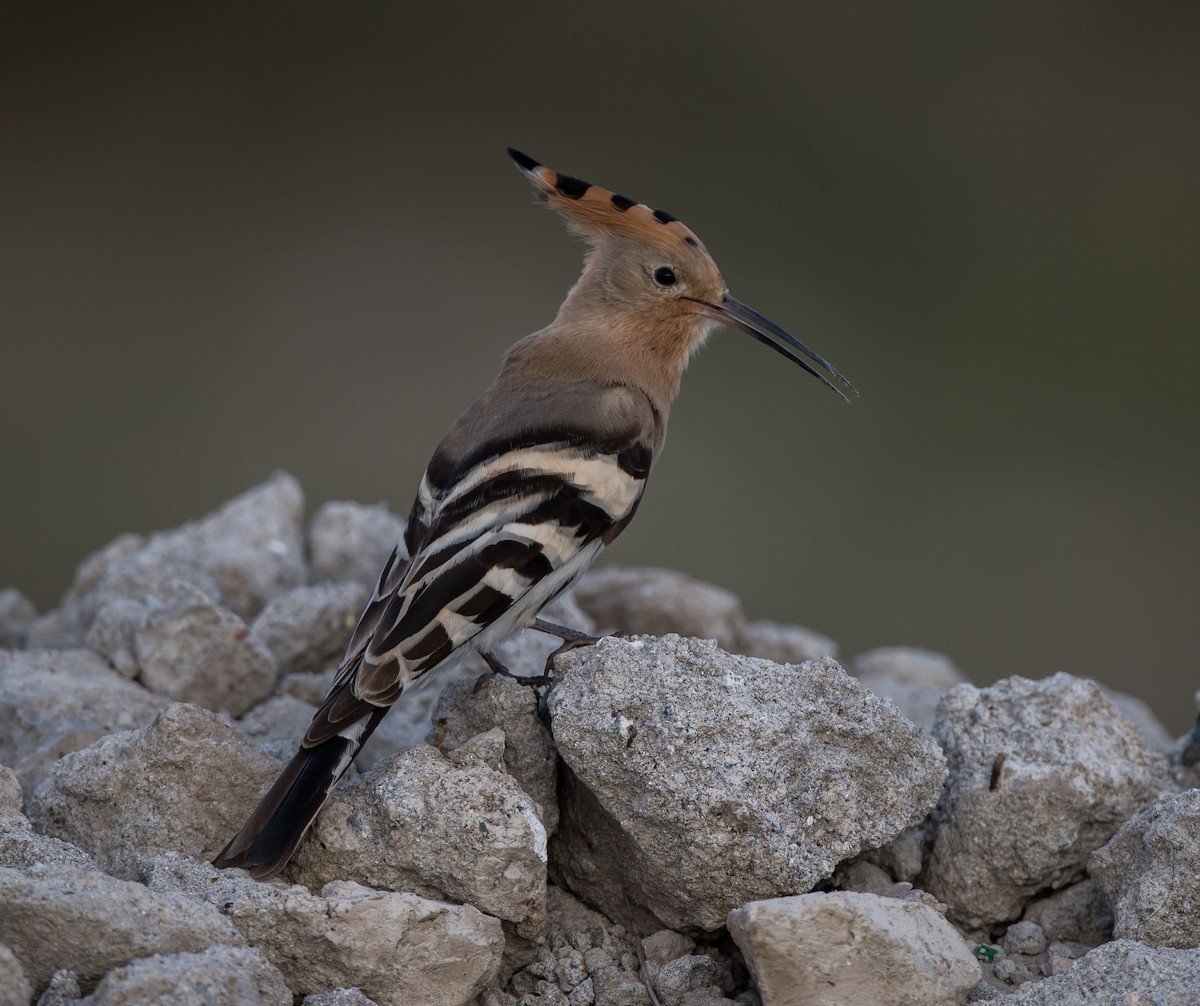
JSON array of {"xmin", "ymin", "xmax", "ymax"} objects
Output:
[{"xmin": 508, "ymin": 149, "xmax": 856, "ymax": 402}]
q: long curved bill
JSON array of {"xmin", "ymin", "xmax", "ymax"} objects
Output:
[{"xmin": 687, "ymin": 294, "xmax": 858, "ymax": 403}]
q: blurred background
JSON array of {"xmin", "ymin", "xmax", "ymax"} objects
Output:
[{"xmin": 3, "ymin": 4, "xmax": 1197, "ymax": 730}]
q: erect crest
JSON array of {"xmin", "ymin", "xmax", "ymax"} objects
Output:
[{"xmin": 508, "ymin": 148, "xmax": 708, "ymax": 257}]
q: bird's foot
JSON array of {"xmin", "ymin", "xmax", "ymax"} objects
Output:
[{"xmin": 480, "ymin": 649, "xmax": 551, "ymax": 689}]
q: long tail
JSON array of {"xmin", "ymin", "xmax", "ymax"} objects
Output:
[{"xmin": 213, "ymin": 705, "xmax": 385, "ymax": 879}]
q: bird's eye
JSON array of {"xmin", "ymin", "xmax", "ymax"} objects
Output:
[{"xmin": 653, "ymin": 267, "xmax": 677, "ymax": 287}]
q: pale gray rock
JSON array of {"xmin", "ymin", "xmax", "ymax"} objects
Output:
[
  {"xmin": 302, "ymin": 991, "xmax": 380, "ymax": 1006},
  {"xmin": 852, "ymin": 646, "xmax": 967, "ymax": 734},
  {"xmin": 26, "ymin": 475, "xmax": 305, "ymax": 669},
  {"xmin": 235, "ymin": 693, "xmax": 318, "ymax": 747},
  {"xmin": 290, "ymin": 739, "xmax": 547, "ymax": 941},
  {"xmin": 572, "ymin": 568, "xmax": 745, "ymax": 650},
  {"xmin": 0, "ymin": 943, "xmax": 32, "ymax": 1006},
  {"xmin": 35, "ymin": 969, "xmax": 82, "ymax": 1005},
  {"xmin": 432, "ymin": 672, "xmax": 559, "ymax": 833},
  {"xmin": 132, "ymin": 583, "xmax": 278, "ymax": 715},
  {"xmin": 923, "ymin": 673, "xmax": 1158, "ymax": 930},
  {"xmin": 28, "ymin": 703, "xmax": 283, "ymax": 878},
  {"xmin": 996, "ymin": 939, "xmax": 1200, "ymax": 1005},
  {"xmin": 25, "ymin": 533, "xmax": 146, "ymax": 650},
  {"xmin": 84, "ymin": 946, "xmax": 291, "ymax": 1006},
  {"xmin": 728, "ymin": 892, "xmax": 980, "ymax": 1006},
  {"xmin": 141, "ymin": 854, "xmax": 502, "ymax": 1006},
  {"xmin": 0, "ymin": 589, "xmax": 37, "ymax": 648},
  {"xmin": 1021, "ymin": 880, "xmax": 1113, "ymax": 947},
  {"xmin": 1097, "ymin": 686, "xmax": 1175, "ymax": 754},
  {"xmin": 308, "ymin": 500, "xmax": 405, "ymax": 590},
  {"xmin": 651, "ymin": 955, "xmax": 722, "ymax": 1006},
  {"xmin": 737, "ymin": 619, "xmax": 837, "ymax": 663},
  {"xmin": 0, "ymin": 766, "xmax": 97, "ymax": 872},
  {"xmin": 0, "ymin": 863, "xmax": 242, "ymax": 991},
  {"xmin": 548, "ymin": 637, "xmax": 947, "ymax": 933},
  {"xmin": 865, "ymin": 822, "xmax": 928, "ymax": 884},
  {"xmin": 1090, "ymin": 789, "xmax": 1200, "ymax": 947},
  {"xmin": 1001, "ymin": 921, "xmax": 1047, "ymax": 957},
  {"xmin": 0, "ymin": 648, "xmax": 170, "ymax": 799},
  {"xmin": 250, "ymin": 581, "xmax": 367, "ymax": 677}
]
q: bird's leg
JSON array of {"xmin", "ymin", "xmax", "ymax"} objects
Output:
[
  {"xmin": 480, "ymin": 649, "xmax": 551, "ymax": 689},
  {"xmin": 531, "ymin": 617, "xmax": 601, "ymax": 646}
]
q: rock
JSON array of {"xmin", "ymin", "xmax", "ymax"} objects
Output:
[
  {"xmin": 308, "ymin": 501, "xmax": 406, "ymax": 590},
  {"xmin": 737, "ymin": 619, "xmax": 837, "ymax": 663},
  {"xmin": 235, "ymin": 694, "xmax": 318, "ymax": 747},
  {"xmin": 1021, "ymin": 880, "xmax": 1113, "ymax": 947},
  {"xmin": 432, "ymin": 672, "xmax": 559, "ymax": 833},
  {"xmin": 922, "ymin": 673, "xmax": 1159, "ymax": 930},
  {"xmin": 28, "ymin": 703, "xmax": 283, "ymax": 877},
  {"xmin": 0, "ymin": 863, "xmax": 242, "ymax": 991},
  {"xmin": 642, "ymin": 931, "xmax": 696, "ymax": 966},
  {"xmin": 0, "ymin": 764, "xmax": 97, "ymax": 871},
  {"xmin": 996, "ymin": 939, "xmax": 1200, "ymax": 1004},
  {"xmin": 290, "ymin": 740, "xmax": 547, "ymax": 941},
  {"xmin": 0, "ymin": 648, "xmax": 170, "ymax": 799},
  {"xmin": 0, "ymin": 589, "xmax": 37, "ymax": 648},
  {"xmin": 651, "ymin": 955, "xmax": 722, "ymax": 1006},
  {"xmin": 302, "ymin": 991, "xmax": 380, "ymax": 1006},
  {"xmin": 141, "ymin": 854, "xmax": 502, "ymax": 1006},
  {"xmin": 132, "ymin": 583, "xmax": 278, "ymax": 715},
  {"xmin": 84, "ymin": 946, "xmax": 291, "ymax": 1005},
  {"xmin": 1089, "ymin": 789, "xmax": 1200, "ymax": 947},
  {"xmin": 851, "ymin": 647, "xmax": 967, "ymax": 734},
  {"xmin": 0, "ymin": 943, "xmax": 33, "ymax": 1006},
  {"xmin": 35, "ymin": 970, "xmax": 82, "ymax": 1005},
  {"xmin": 26, "ymin": 475, "xmax": 305, "ymax": 669},
  {"xmin": 1098, "ymin": 687, "xmax": 1175, "ymax": 754},
  {"xmin": 1000, "ymin": 921, "xmax": 1047, "ymax": 957},
  {"xmin": 572, "ymin": 568, "xmax": 745, "ymax": 650},
  {"xmin": 548, "ymin": 637, "xmax": 946, "ymax": 933},
  {"xmin": 728, "ymin": 891, "xmax": 980, "ymax": 1006},
  {"xmin": 250, "ymin": 582, "xmax": 367, "ymax": 677}
]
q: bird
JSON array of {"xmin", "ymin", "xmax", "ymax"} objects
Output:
[{"xmin": 213, "ymin": 148, "xmax": 857, "ymax": 878}]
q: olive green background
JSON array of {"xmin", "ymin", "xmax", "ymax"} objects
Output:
[{"xmin": 3, "ymin": 4, "xmax": 1197, "ymax": 730}]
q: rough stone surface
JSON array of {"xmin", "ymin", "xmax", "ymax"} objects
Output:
[
  {"xmin": 0, "ymin": 764, "xmax": 97, "ymax": 871},
  {"xmin": 923, "ymin": 673, "xmax": 1159, "ymax": 930},
  {"xmin": 291, "ymin": 738, "xmax": 547, "ymax": 941},
  {"xmin": 24, "ymin": 473, "xmax": 305, "ymax": 666},
  {"xmin": 84, "ymin": 946, "xmax": 291, "ymax": 1006},
  {"xmin": 0, "ymin": 589, "xmax": 37, "ymax": 648},
  {"xmin": 1021, "ymin": 880, "xmax": 1113, "ymax": 947},
  {"xmin": 729, "ymin": 891, "xmax": 980, "ymax": 1006},
  {"xmin": 995, "ymin": 939, "xmax": 1200, "ymax": 1005},
  {"xmin": 0, "ymin": 943, "xmax": 33, "ymax": 1006},
  {"xmin": 235, "ymin": 693, "xmax": 319, "ymax": 747},
  {"xmin": 301, "ymin": 990, "xmax": 380, "ymax": 1006},
  {"xmin": 308, "ymin": 500, "xmax": 406, "ymax": 589},
  {"xmin": 250, "ymin": 581, "xmax": 367, "ymax": 678},
  {"xmin": 35, "ymin": 970, "xmax": 82, "ymax": 1005},
  {"xmin": 851, "ymin": 646, "xmax": 967, "ymax": 734},
  {"xmin": 0, "ymin": 648, "xmax": 169, "ymax": 799},
  {"xmin": 548, "ymin": 637, "xmax": 947, "ymax": 933},
  {"xmin": 433, "ymin": 672, "xmax": 560, "ymax": 834},
  {"xmin": 0, "ymin": 863, "xmax": 242, "ymax": 991},
  {"xmin": 737, "ymin": 619, "xmax": 837, "ymax": 663},
  {"xmin": 1099, "ymin": 686, "xmax": 1176, "ymax": 754},
  {"xmin": 131, "ymin": 582, "xmax": 278, "ymax": 715},
  {"xmin": 28, "ymin": 703, "xmax": 283, "ymax": 877},
  {"xmin": 572, "ymin": 568, "xmax": 745, "ymax": 650},
  {"xmin": 1090, "ymin": 789, "xmax": 1200, "ymax": 948},
  {"xmin": 143, "ymin": 854, "xmax": 503, "ymax": 1006}
]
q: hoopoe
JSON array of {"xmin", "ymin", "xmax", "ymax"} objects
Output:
[{"xmin": 213, "ymin": 149, "xmax": 856, "ymax": 878}]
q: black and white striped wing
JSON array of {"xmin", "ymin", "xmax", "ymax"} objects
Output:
[{"xmin": 362, "ymin": 438, "xmax": 649, "ymax": 687}]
